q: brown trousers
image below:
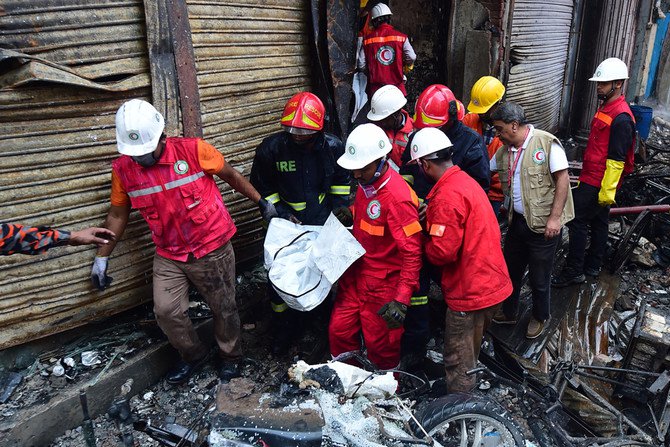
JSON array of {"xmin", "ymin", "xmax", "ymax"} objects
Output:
[
  {"xmin": 153, "ymin": 242, "xmax": 241, "ymax": 362},
  {"xmin": 444, "ymin": 303, "xmax": 501, "ymax": 393}
]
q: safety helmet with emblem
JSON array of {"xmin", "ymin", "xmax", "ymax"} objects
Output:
[
  {"xmin": 280, "ymin": 92, "xmax": 325, "ymax": 135},
  {"xmin": 368, "ymin": 85, "xmax": 407, "ymax": 121},
  {"xmin": 371, "ymin": 3, "xmax": 392, "ymax": 19},
  {"xmin": 589, "ymin": 57, "xmax": 629, "ymax": 82},
  {"xmin": 409, "ymin": 128, "xmax": 453, "ymax": 164},
  {"xmin": 467, "ymin": 76, "xmax": 505, "ymax": 114},
  {"xmin": 337, "ymin": 123, "xmax": 391, "ymax": 170},
  {"xmin": 413, "ymin": 84, "xmax": 460, "ymax": 129},
  {"xmin": 115, "ymin": 99, "xmax": 165, "ymax": 156}
]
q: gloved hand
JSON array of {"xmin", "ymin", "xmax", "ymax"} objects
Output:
[
  {"xmin": 377, "ymin": 300, "xmax": 408, "ymax": 329},
  {"xmin": 258, "ymin": 198, "xmax": 279, "ymax": 222},
  {"xmin": 333, "ymin": 206, "xmax": 353, "ymax": 227},
  {"xmin": 91, "ymin": 256, "xmax": 113, "ymax": 291},
  {"xmin": 598, "ymin": 159, "xmax": 624, "ymax": 206}
]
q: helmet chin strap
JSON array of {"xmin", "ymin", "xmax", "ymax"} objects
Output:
[
  {"xmin": 361, "ymin": 157, "xmax": 387, "ymax": 186},
  {"xmin": 598, "ymin": 83, "xmax": 617, "ymax": 102}
]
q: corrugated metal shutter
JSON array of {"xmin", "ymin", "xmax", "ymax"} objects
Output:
[
  {"xmin": 0, "ymin": 0, "xmax": 154, "ymax": 349},
  {"xmin": 186, "ymin": 0, "xmax": 312, "ymax": 262},
  {"xmin": 505, "ymin": 0, "xmax": 574, "ymax": 133}
]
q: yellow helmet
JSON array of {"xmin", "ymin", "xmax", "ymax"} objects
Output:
[{"xmin": 467, "ymin": 76, "xmax": 505, "ymax": 114}]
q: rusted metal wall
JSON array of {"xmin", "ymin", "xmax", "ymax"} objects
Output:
[
  {"xmin": 0, "ymin": 0, "xmax": 312, "ymax": 349},
  {"xmin": 186, "ymin": 0, "xmax": 312, "ymax": 261},
  {"xmin": 504, "ymin": 0, "xmax": 574, "ymax": 133},
  {"xmin": 0, "ymin": 1, "xmax": 155, "ymax": 349}
]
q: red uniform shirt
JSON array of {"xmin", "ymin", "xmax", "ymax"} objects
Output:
[
  {"xmin": 384, "ymin": 110, "xmax": 414, "ymax": 167},
  {"xmin": 351, "ymin": 166, "xmax": 422, "ymax": 304},
  {"xmin": 425, "ymin": 166, "xmax": 512, "ymax": 311}
]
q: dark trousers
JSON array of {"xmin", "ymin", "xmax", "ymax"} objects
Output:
[
  {"xmin": 444, "ymin": 303, "xmax": 501, "ymax": 393},
  {"xmin": 565, "ymin": 183, "xmax": 610, "ymax": 273},
  {"xmin": 502, "ymin": 213, "xmax": 561, "ymax": 321}
]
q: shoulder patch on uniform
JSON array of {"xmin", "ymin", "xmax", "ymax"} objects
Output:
[
  {"xmin": 367, "ymin": 200, "xmax": 381, "ymax": 219},
  {"xmin": 532, "ymin": 148, "xmax": 546, "ymax": 165}
]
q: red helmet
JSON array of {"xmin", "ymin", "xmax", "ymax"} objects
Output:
[
  {"xmin": 413, "ymin": 84, "xmax": 458, "ymax": 129},
  {"xmin": 280, "ymin": 92, "xmax": 325, "ymax": 133}
]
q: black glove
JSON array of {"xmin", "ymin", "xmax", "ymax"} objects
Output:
[
  {"xmin": 258, "ymin": 198, "xmax": 279, "ymax": 222},
  {"xmin": 377, "ymin": 300, "xmax": 408, "ymax": 329},
  {"xmin": 333, "ymin": 206, "xmax": 353, "ymax": 227}
]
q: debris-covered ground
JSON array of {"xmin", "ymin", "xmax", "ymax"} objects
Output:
[{"xmin": 2, "ymin": 121, "xmax": 670, "ymax": 446}]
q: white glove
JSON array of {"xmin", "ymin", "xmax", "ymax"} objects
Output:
[{"xmin": 91, "ymin": 256, "xmax": 112, "ymax": 290}]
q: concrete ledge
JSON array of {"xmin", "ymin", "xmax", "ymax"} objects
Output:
[{"xmin": 1, "ymin": 320, "xmax": 213, "ymax": 447}]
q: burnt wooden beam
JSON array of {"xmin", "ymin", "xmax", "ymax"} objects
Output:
[{"xmin": 167, "ymin": 0, "xmax": 203, "ymax": 138}]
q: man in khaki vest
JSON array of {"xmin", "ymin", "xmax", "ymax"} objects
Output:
[{"xmin": 488, "ymin": 102, "xmax": 574, "ymax": 338}]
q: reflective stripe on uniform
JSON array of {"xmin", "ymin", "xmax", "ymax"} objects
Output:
[
  {"xmin": 594, "ymin": 111, "xmax": 613, "ymax": 126},
  {"xmin": 164, "ymin": 171, "xmax": 205, "ymax": 190},
  {"xmin": 363, "ymin": 35, "xmax": 406, "ymax": 45},
  {"xmin": 330, "ymin": 185, "xmax": 351, "ymax": 195},
  {"xmin": 403, "ymin": 221, "xmax": 422, "ymax": 237},
  {"xmin": 429, "ymin": 224, "xmax": 446, "ymax": 237},
  {"xmin": 360, "ymin": 219, "xmax": 385, "ymax": 236},
  {"xmin": 128, "ymin": 185, "xmax": 163, "ymax": 198},
  {"xmin": 283, "ymin": 199, "xmax": 307, "ymax": 211},
  {"xmin": 401, "ymin": 175, "xmax": 414, "ymax": 185},
  {"xmin": 271, "ymin": 301, "xmax": 288, "ymax": 313},
  {"xmin": 265, "ymin": 193, "xmax": 281, "ymax": 204},
  {"xmin": 410, "ymin": 296, "xmax": 428, "ymax": 306},
  {"xmin": 393, "ymin": 139, "xmax": 407, "ymax": 147}
]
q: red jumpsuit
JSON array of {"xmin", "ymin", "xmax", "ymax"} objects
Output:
[
  {"xmin": 425, "ymin": 166, "xmax": 511, "ymax": 392},
  {"xmin": 329, "ymin": 166, "xmax": 422, "ymax": 369}
]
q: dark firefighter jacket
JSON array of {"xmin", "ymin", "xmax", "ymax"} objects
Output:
[{"xmin": 250, "ymin": 132, "xmax": 351, "ymax": 225}]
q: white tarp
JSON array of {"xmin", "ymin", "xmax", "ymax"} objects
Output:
[
  {"xmin": 351, "ymin": 72, "xmax": 368, "ymax": 123},
  {"xmin": 264, "ymin": 214, "xmax": 365, "ymax": 311}
]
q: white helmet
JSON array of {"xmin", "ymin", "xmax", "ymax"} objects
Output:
[
  {"xmin": 367, "ymin": 85, "xmax": 407, "ymax": 121},
  {"xmin": 409, "ymin": 128, "xmax": 453, "ymax": 164},
  {"xmin": 371, "ymin": 3, "xmax": 392, "ymax": 19},
  {"xmin": 337, "ymin": 123, "xmax": 391, "ymax": 170},
  {"xmin": 589, "ymin": 57, "xmax": 629, "ymax": 82},
  {"xmin": 115, "ymin": 99, "xmax": 165, "ymax": 156}
]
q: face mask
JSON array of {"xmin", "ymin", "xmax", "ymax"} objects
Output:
[{"xmin": 132, "ymin": 152, "xmax": 158, "ymax": 168}]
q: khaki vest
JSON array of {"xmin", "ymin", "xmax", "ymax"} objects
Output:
[{"xmin": 494, "ymin": 129, "xmax": 574, "ymax": 233}]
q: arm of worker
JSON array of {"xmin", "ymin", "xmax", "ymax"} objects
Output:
[
  {"xmin": 1, "ymin": 223, "xmax": 113, "ymax": 255},
  {"xmin": 599, "ymin": 114, "xmax": 635, "ymax": 206},
  {"xmin": 328, "ymin": 139, "xmax": 352, "ymax": 209},
  {"xmin": 356, "ymin": 40, "xmax": 367, "ymax": 72},
  {"xmin": 91, "ymin": 203, "xmax": 130, "ymax": 290},
  {"xmin": 545, "ymin": 141, "xmax": 570, "ymax": 239},
  {"xmin": 402, "ymin": 39, "xmax": 416, "ymax": 72},
  {"xmin": 386, "ymin": 201, "xmax": 423, "ymax": 306},
  {"xmin": 424, "ymin": 197, "xmax": 466, "ymax": 266}
]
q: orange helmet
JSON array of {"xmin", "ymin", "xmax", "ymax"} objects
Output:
[
  {"xmin": 280, "ymin": 92, "xmax": 325, "ymax": 134},
  {"xmin": 413, "ymin": 84, "xmax": 459, "ymax": 129}
]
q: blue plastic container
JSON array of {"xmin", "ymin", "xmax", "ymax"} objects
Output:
[{"xmin": 630, "ymin": 105, "xmax": 653, "ymax": 140}]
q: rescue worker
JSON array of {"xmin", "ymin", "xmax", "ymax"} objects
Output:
[
  {"xmin": 553, "ymin": 58, "xmax": 636, "ymax": 287},
  {"xmin": 329, "ymin": 123, "xmax": 422, "ymax": 370},
  {"xmin": 413, "ymin": 84, "xmax": 490, "ymax": 192},
  {"xmin": 367, "ymin": 84, "xmax": 413, "ymax": 168},
  {"xmin": 410, "ymin": 127, "xmax": 511, "ymax": 393},
  {"xmin": 489, "ymin": 102, "xmax": 574, "ymax": 339},
  {"xmin": 357, "ymin": 3, "xmax": 416, "ymax": 98},
  {"xmin": 250, "ymin": 92, "xmax": 351, "ymax": 356},
  {"xmin": 463, "ymin": 76, "xmax": 506, "ymax": 215},
  {"xmin": 92, "ymin": 99, "xmax": 276, "ymax": 385},
  {"xmin": 1, "ymin": 223, "xmax": 115, "ymax": 255}
]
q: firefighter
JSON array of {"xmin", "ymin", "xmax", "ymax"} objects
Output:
[
  {"xmin": 413, "ymin": 84, "xmax": 490, "ymax": 192},
  {"xmin": 357, "ymin": 3, "xmax": 416, "ymax": 98},
  {"xmin": 92, "ymin": 99, "xmax": 276, "ymax": 385},
  {"xmin": 329, "ymin": 123, "xmax": 422, "ymax": 370},
  {"xmin": 553, "ymin": 58, "xmax": 636, "ymax": 287},
  {"xmin": 367, "ymin": 84, "xmax": 413, "ymax": 168},
  {"xmin": 250, "ymin": 92, "xmax": 351, "ymax": 356},
  {"xmin": 463, "ymin": 76, "xmax": 506, "ymax": 215},
  {"xmin": 410, "ymin": 127, "xmax": 511, "ymax": 392}
]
